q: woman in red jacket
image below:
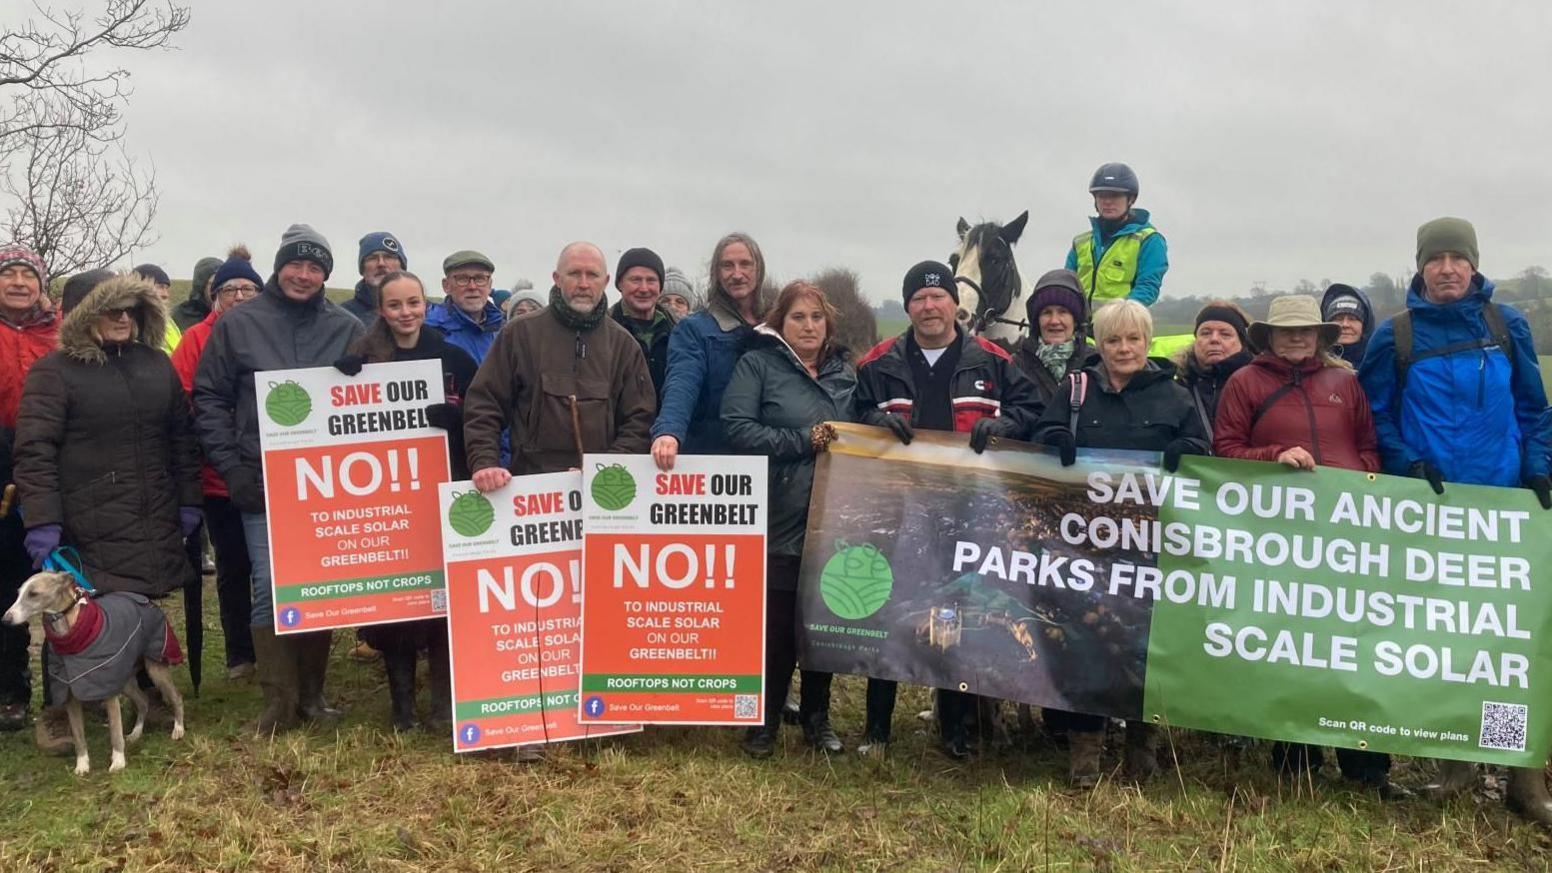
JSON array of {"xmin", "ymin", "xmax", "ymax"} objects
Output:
[
  {"xmin": 1212, "ymin": 294, "xmax": 1406, "ymax": 800},
  {"xmin": 171, "ymin": 246, "xmax": 264, "ymax": 681}
]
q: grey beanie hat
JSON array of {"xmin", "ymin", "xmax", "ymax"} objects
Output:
[
  {"xmin": 662, "ymin": 266, "xmax": 700, "ymax": 309},
  {"xmin": 274, "ymin": 223, "xmax": 334, "ymax": 279}
]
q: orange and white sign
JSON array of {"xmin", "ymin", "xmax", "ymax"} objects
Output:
[
  {"xmin": 440, "ymin": 473, "xmax": 639, "ymax": 752},
  {"xmin": 578, "ymin": 455, "xmax": 767, "ymax": 726},
  {"xmin": 257, "ymin": 360, "xmax": 451, "ymax": 634}
]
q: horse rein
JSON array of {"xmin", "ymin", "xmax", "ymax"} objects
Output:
[{"xmin": 954, "ymin": 274, "xmax": 1028, "ymax": 335}]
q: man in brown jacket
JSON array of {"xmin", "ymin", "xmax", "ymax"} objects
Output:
[{"xmin": 465, "ymin": 241, "xmax": 655, "ymax": 491}]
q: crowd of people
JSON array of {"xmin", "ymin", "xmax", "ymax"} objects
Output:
[{"xmin": 0, "ymin": 163, "xmax": 1549, "ymax": 825}]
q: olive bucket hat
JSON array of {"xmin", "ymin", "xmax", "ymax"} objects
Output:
[{"xmin": 1248, "ymin": 295, "xmax": 1341, "ymax": 351}]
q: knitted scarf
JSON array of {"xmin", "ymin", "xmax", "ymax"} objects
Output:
[{"xmin": 548, "ymin": 285, "xmax": 607, "ymax": 331}]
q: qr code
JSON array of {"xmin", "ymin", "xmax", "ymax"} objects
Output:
[
  {"xmin": 734, "ymin": 694, "xmax": 758, "ymax": 720},
  {"xmin": 430, "ymin": 589, "xmax": 447, "ymax": 614},
  {"xmin": 1480, "ymin": 700, "xmax": 1528, "ymax": 752}
]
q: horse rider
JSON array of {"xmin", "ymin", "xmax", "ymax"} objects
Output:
[{"xmin": 1065, "ymin": 162, "xmax": 1169, "ymax": 310}]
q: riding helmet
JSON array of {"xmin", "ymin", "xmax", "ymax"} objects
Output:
[{"xmin": 1088, "ymin": 162, "xmax": 1139, "ymax": 197}]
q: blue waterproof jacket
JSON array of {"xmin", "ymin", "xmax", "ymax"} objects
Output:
[
  {"xmin": 1358, "ymin": 274, "xmax": 1550, "ymax": 486},
  {"xmin": 426, "ymin": 299, "xmax": 504, "ymax": 364},
  {"xmin": 1063, "ymin": 207, "xmax": 1169, "ymax": 306},
  {"xmin": 651, "ymin": 295, "xmax": 756, "ymax": 454}
]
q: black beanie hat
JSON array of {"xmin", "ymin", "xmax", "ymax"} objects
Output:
[
  {"xmin": 615, "ymin": 247, "xmax": 665, "ymax": 288},
  {"xmin": 1194, "ymin": 304, "xmax": 1250, "ymax": 348},
  {"xmin": 901, "ymin": 260, "xmax": 958, "ymax": 306},
  {"xmin": 132, "ymin": 263, "xmax": 170, "ymax": 286}
]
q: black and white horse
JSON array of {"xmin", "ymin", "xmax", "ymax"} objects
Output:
[{"xmin": 949, "ymin": 211, "xmax": 1031, "ymax": 349}]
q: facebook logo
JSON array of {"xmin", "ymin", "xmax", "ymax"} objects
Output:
[
  {"xmin": 280, "ymin": 607, "xmax": 301, "ymax": 627},
  {"xmin": 460, "ymin": 724, "xmax": 481, "ymax": 745},
  {"xmin": 584, "ymin": 696, "xmax": 606, "ymax": 719}
]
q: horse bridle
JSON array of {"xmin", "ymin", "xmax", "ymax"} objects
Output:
[{"xmin": 955, "ymin": 274, "xmax": 1029, "ymax": 335}]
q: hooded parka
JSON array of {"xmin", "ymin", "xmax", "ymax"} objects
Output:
[{"xmin": 14, "ymin": 275, "xmax": 202, "ymax": 596}]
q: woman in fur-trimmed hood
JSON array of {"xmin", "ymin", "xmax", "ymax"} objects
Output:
[{"xmin": 13, "ymin": 273, "xmax": 203, "ymax": 597}]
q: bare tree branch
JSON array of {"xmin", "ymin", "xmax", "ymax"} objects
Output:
[
  {"xmin": 0, "ymin": 1, "xmax": 189, "ymax": 145},
  {"xmin": 3, "ymin": 123, "xmax": 158, "ymax": 277}
]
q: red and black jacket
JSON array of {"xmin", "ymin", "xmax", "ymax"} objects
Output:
[{"xmin": 854, "ymin": 329, "xmax": 1042, "ymax": 436}]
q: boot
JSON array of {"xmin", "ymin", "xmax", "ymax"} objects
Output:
[
  {"xmin": 1124, "ymin": 721, "xmax": 1160, "ymax": 781},
  {"xmin": 741, "ymin": 726, "xmax": 777, "ymax": 759},
  {"xmin": 1424, "ymin": 759, "xmax": 1477, "ymax": 795},
  {"xmin": 424, "ymin": 633, "xmax": 452, "ymax": 732},
  {"xmin": 382, "ymin": 648, "xmax": 418, "ymax": 732},
  {"xmin": 294, "ymin": 631, "xmax": 342, "ymax": 723},
  {"xmin": 1068, "ymin": 730, "xmax": 1105, "ymax": 788},
  {"xmin": 802, "ymin": 711, "xmax": 844, "ymax": 754},
  {"xmin": 1507, "ymin": 766, "xmax": 1552, "ymax": 826},
  {"xmin": 936, "ymin": 690, "xmax": 970, "ymax": 760},
  {"xmin": 250, "ymin": 624, "xmax": 299, "ymax": 734},
  {"xmin": 34, "ymin": 705, "xmax": 74, "ymax": 755}
]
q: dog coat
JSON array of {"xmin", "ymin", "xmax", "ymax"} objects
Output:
[{"xmin": 44, "ymin": 592, "xmax": 184, "ymax": 705}]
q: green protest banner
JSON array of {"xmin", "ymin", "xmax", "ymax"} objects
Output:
[
  {"xmin": 1143, "ymin": 456, "xmax": 1551, "ymax": 766},
  {"xmin": 798, "ymin": 423, "xmax": 1552, "ymax": 766}
]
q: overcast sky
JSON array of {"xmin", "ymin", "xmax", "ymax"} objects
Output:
[{"xmin": 82, "ymin": 0, "xmax": 1552, "ymax": 302}]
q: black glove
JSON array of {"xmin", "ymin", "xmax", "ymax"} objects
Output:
[
  {"xmin": 1162, "ymin": 438, "xmax": 1199, "ymax": 473},
  {"xmin": 881, "ymin": 414, "xmax": 913, "ymax": 446},
  {"xmin": 1409, "ymin": 460, "xmax": 1445, "ymax": 495},
  {"xmin": 1527, "ymin": 475, "xmax": 1552, "ymax": 510},
  {"xmin": 425, "ymin": 402, "xmax": 461, "ymax": 431},
  {"xmin": 968, "ymin": 417, "xmax": 1015, "ymax": 454},
  {"xmin": 333, "ymin": 354, "xmax": 366, "ymax": 376},
  {"xmin": 226, "ymin": 467, "xmax": 266, "ymax": 515},
  {"xmin": 1042, "ymin": 429, "xmax": 1077, "ymax": 467}
]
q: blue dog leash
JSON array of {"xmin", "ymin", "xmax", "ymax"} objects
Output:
[{"xmin": 42, "ymin": 546, "xmax": 95, "ymax": 594}]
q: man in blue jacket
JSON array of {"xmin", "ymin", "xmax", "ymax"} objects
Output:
[
  {"xmin": 1358, "ymin": 216, "xmax": 1552, "ymax": 824},
  {"xmin": 1065, "ymin": 162, "xmax": 1169, "ymax": 309},
  {"xmin": 427, "ymin": 250, "xmax": 505, "ymax": 364}
]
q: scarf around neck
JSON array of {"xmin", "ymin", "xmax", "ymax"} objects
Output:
[
  {"xmin": 548, "ymin": 285, "xmax": 607, "ymax": 331},
  {"xmin": 1035, "ymin": 340, "xmax": 1074, "ymax": 380}
]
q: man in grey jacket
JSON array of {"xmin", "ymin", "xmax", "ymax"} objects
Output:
[{"xmin": 193, "ymin": 224, "xmax": 364, "ymax": 733}]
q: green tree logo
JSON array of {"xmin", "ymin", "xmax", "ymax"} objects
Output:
[
  {"xmin": 820, "ymin": 541, "xmax": 893, "ymax": 620},
  {"xmin": 264, "ymin": 380, "xmax": 312, "ymax": 427},
  {"xmin": 590, "ymin": 463, "xmax": 637, "ymax": 511},
  {"xmin": 447, "ymin": 491, "xmax": 495, "ymax": 537}
]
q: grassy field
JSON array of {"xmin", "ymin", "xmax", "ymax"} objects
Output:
[{"xmin": 1, "ymin": 580, "xmax": 1550, "ymax": 871}]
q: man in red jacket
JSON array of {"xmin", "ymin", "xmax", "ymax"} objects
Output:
[
  {"xmin": 853, "ymin": 260, "xmax": 1042, "ymax": 759},
  {"xmin": 0, "ymin": 244, "xmax": 59, "ymax": 734}
]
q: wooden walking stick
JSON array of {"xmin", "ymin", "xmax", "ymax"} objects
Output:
[{"xmin": 569, "ymin": 395, "xmax": 586, "ymax": 468}]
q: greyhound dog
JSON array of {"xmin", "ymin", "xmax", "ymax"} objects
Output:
[{"xmin": 2, "ymin": 571, "xmax": 185, "ymax": 775}]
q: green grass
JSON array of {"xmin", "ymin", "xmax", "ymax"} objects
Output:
[
  {"xmin": 1539, "ymin": 356, "xmax": 1552, "ymax": 398},
  {"xmin": 2, "ymin": 580, "xmax": 1550, "ymax": 870}
]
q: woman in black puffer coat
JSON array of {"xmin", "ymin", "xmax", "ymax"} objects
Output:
[
  {"xmin": 15, "ymin": 273, "xmax": 202, "ymax": 596},
  {"xmin": 721, "ymin": 280, "xmax": 857, "ymax": 759}
]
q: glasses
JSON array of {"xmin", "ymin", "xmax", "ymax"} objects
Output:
[
  {"xmin": 448, "ymin": 274, "xmax": 492, "ymax": 288},
  {"xmin": 101, "ymin": 308, "xmax": 134, "ymax": 320},
  {"xmin": 218, "ymin": 283, "xmax": 261, "ymax": 299}
]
